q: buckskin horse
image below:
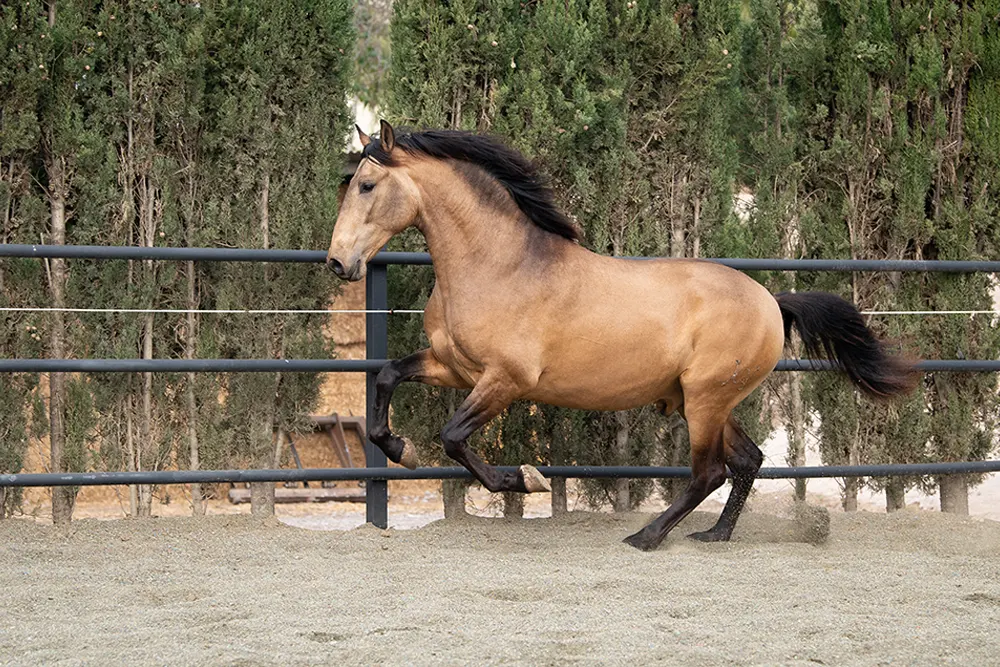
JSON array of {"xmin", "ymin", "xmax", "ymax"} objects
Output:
[{"xmin": 326, "ymin": 120, "xmax": 915, "ymax": 551}]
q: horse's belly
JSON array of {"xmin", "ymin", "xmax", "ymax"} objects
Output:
[{"xmin": 527, "ymin": 355, "xmax": 682, "ymax": 411}]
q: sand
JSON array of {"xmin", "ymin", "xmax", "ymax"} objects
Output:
[{"xmin": 2, "ymin": 507, "xmax": 999, "ymax": 666}]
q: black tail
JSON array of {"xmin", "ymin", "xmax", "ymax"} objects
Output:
[{"xmin": 775, "ymin": 292, "xmax": 917, "ymax": 399}]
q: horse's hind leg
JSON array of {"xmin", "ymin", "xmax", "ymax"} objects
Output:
[
  {"xmin": 688, "ymin": 416, "xmax": 763, "ymax": 542},
  {"xmin": 623, "ymin": 408, "xmax": 728, "ymax": 551},
  {"xmin": 440, "ymin": 372, "xmax": 551, "ymax": 494},
  {"xmin": 369, "ymin": 349, "xmax": 465, "ymax": 469}
]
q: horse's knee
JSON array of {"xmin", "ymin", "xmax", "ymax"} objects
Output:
[
  {"xmin": 441, "ymin": 425, "xmax": 463, "ymax": 460},
  {"xmin": 375, "ymin": 366, "xmax": 398, "ymax": 395}
]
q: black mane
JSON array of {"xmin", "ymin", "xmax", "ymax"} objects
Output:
[{"xmin": 362, "ymin": 129, "xmax": 581, "ymax": 242}]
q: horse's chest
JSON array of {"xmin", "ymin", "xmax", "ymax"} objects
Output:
[{"xmin": 424, "ymin": 297, "xmax": 492, "ymax": 384}]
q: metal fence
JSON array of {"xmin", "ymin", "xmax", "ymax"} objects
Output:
[{"xmin": 1, "ymin": 244, "xmax": 998, "ymax": 527}]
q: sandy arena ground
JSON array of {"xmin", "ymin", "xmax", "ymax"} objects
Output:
[{"xmin": 2, "ymin": 503, "xmax": 1000, "ymax": 666}]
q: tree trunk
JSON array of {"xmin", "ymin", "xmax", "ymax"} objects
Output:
[
  {"xmin": 126, "ymin": 397, "xmax": 138, "ymax": 515},
  {"xmin": 550, "ymin": 477, "xmax": 567, "ymax": 515},
  {"xmin": 186, "ymin": 263, "xmax": 204, "ymax": 516},
  {"xmin": 137, "ymin": 314, "xmax": 154, "ymax": 517},
  {"xmin": 502, "ymin": 491, "xmax": 523, "ymax": 519},
  {"xmin": 885, "ymin": 478, "xmax": 905, "ymax": 512},
  {"xmin": 180, "ymin": 125, "xmax": 203, "ymax": 516},
  {"xmin": 549, "ymin": 437, "xmax": 567, "ymax": 516},
  {"xmin": 612, "ymin": 411, "xmax": 630, "ymax": 512},
  {"xmin": 249, "ymin": 172, "xmax": 277, "ymax": 517},
  {"xmin": 939, "ymin": 475, "xmax": 969, "ymax": 515},
  {"xmin": 788, "ymin": 371, "xmax": 807, "ymax": 502},
  {"xmin": 842, "ymin": 479, "xmax": 859, "ymax": 512},
  {"xmin": 119, "ymin": 65, "xmax": 141, "ymax": 517},
  {"xmin": 250, "ymin": 482, "xmax": 276, "ymax": 517},
  {"xmin": 442, "ymin": 480, "xmax": 468, "ymax": 518},
  {"xmin": 47, "ymin": 154, "xmax": 73, "ymax": 526},
  {"xmin": 249, "ymin": 412, "xmax": 277, "ymax": 516},
  {"xmin": 665, "ymin": 413, "xmax": 687, "ymax": 503},
  {"xmin": 842, "ymin": 427, "xmax": 860, "ymax": 512},
  {"xmin": 248, "ymin": 412, "xmax": 277, "ymax": 518},
  {"xmin": 137, "ymin": 176, "xmax": 156, "ymax": 517}
]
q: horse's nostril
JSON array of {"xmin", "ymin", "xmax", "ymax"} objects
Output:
[{"xmin": 328, "ymin": 258, "xmax": 347, "ymax": 279}]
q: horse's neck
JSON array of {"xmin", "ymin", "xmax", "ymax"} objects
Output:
[{"xmin": 416, "ymin": 179, "xmax": 535, "ymax": 291}]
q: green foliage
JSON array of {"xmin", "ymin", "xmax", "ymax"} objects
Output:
[
  {"xmin": 0, "ymin": 0, "xmax": 355, "ymax": 510},
  {"xmin": 203, "ymin": 0, "xmax": 352, "ymax": 468},
  {"xmin": 776, "ymin": 0, "xmax": 1000, "ymax": 498},
  {"xmin": 354, "ymin": 0, "xmax": 393, "ymax": 107}
]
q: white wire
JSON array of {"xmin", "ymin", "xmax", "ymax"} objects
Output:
[
  {"xmin": 0, "ymin": 306, "xmax": 996, "ymax": 316},
  {"xmin": 861, "ymin": 310, "xmax": 998, "ymax": 316}
]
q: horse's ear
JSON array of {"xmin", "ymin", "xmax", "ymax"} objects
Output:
[
  {"xmin": 356, "ymin": 124, "xmax": 371, "ymax": 148},
  {"xmin": 379, "ymin": 119, "xmax": 395, "ymax": 152}
]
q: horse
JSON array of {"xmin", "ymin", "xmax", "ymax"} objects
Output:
[{"xmin": 327, "ymin": 120, "xmax": 916, "ymax": 551}]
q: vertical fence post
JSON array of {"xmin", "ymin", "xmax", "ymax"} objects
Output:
[{"xmin": 365, "ymin": 262, "xmax": 389, "ymax": 528}]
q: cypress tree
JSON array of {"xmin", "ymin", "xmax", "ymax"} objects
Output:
[
  {"xmin": 0, "ymin": 1, "xmax": 354, "ymax": 520},
  {"xmin": 66, "ymin": 1, "xmax": 197, "ymax": 517},
  {"xmin": 203, "ymin": 0, "xmax": 352, "ymax": 515},
  {"xmin": 0, "ymin": 1, "xmax": 49, "ymax": 517},
  {"xmin": 28, "ymin": 0, "xmax": 101, "ymax": 522},
  {"xmin": 915, "ymin": 0, "xmax": 1000, "ymax": 512},
  {"xmin": 794, "ymin": 0, "xmax": 930, "ymax": 511},
  {"xmin": 796, "ymin": 0, "xmax": 999, "ymax": 512},
  {"xmin": 738, "ymin": 0, "xmax": 829, "ymax": 501}
]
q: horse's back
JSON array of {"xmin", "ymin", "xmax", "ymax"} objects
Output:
[{"xmin": 525, "ymin": 252, "xmax": 784, "ymax": 411}]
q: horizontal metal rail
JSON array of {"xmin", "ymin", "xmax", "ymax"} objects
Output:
[
  {"xmin": 0, "ymin": 358, "xmax": 994, "ymax": 373},
  {"xmin": 3, "ymin": 460, "xmax": 999, "ymax": 488},
  {"xmin": 3, "ymin": 244, "xmax": 1000, "ymax": 272},
  {"xmin": 0, "ymin": 359, "xmax": 386, "ymax": 373},
  {"xmin": 4, "ymin": 243, "xmax": 998, "ymax": 527}
]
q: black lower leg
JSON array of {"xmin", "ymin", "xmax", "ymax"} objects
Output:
[
  {"xmin": 688, "ymin": 420, "xmax": 763, "ymax": 542},
  {"xmin": 443, "ymin": 438, "xmax": 529, "ymax": 493},
  {"xmin": 368, "ymin": 352, "xmax": 429, "ymax": 464},
  {"xmin": 623, "ymin": 466, "xmax": 727, "ymax": 551},
  {"xmin": 441, "ymin": 381, "xmax": 534, "ymax": 494},
  {"xmin": 624, "ymin": 421, "xmax": 728, "ymax": 551}
]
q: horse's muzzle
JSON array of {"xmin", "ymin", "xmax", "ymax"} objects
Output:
[{"xmin": 326, "ymin": 256, "xmax": 364, "ymax": 282}]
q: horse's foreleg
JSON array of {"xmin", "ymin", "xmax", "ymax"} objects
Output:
[
  {"xmin": 687, "ymin": 417, "xmax": 762, "ymax": 542},
  {"xmin": 369, "ymin": 349, "xmax": 464, "ymax": 469},
  {"xmin": 441, "ymin": 373, "xmax": 550, "ymax": 494},
  {"xmin": 623, "ymin": 411, "xmax": 727, "ymax": 551}
]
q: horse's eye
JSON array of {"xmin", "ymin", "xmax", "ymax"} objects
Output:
[{"xmin": 360, "ymin": 182, "xmax": 376, "ymax": 194}]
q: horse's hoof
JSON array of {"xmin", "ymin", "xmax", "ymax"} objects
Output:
[
  {"xmin": 520, "ymin": 465, "xmax": 551, "ymax": 493},
  {"xmin": 622, "ymin": 531, "xmax": 659, "ymax": 552},
  {"xmin": 687, "ymin": 529, "xmax": 730, "ymax": 543},
  {"xmin": 398, "ymin": 437, "xmax": 419, "ymax": 470}
]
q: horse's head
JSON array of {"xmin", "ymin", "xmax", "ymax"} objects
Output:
[{"xmin": 327, "ymin": 120, "xmax": 420, "ymax": 281}]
